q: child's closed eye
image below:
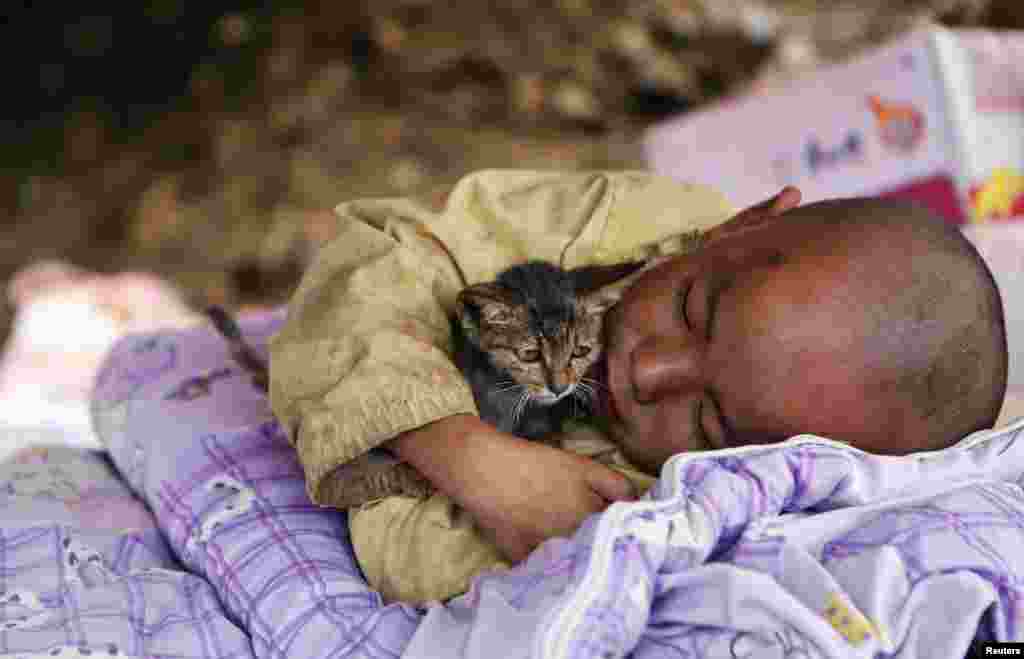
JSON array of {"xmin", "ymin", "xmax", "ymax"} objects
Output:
[{"xmin": 678, "ymin": 279, "xmax": 695, "ymax": 330}]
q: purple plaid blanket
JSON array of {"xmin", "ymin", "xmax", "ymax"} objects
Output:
[
  {"xmin": 86, "ymin": 310, "xmax": 420, "ymax": 659},
  {"xmin": 4, "ymin": 309, "xmax": 1024, "ymax": 658}
]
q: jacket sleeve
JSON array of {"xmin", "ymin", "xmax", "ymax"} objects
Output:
[
  {"xmin": 268, "ymin": 170, "xmax": 735, "ymax": 508},
  {"xmin": 267, "ymin": 192, "xmax": 480, "ymax": 507}
]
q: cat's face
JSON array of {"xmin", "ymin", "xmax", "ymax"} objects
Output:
[{"xmin": 457, "ymin": 276, "xmax": 629, "ymax": 408}]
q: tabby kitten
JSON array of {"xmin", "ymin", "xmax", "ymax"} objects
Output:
[{"xmin": 453, "ymin": 260, "xmax": 647, "ymax": 441}]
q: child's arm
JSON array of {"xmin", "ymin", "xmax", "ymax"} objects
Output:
[
  {"xmin": 269, "ymin": 170, "xmax": 735, "ymax": 511},
  {"xmin": 389, "ymin": 414, "xmax": 636, "ymax": 562}
]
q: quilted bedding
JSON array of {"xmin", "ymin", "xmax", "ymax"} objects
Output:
[{"xmin": 1, "ymin": 309, "xmax": 1022, "ymax": 658}]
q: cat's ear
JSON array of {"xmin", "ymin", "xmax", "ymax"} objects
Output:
[
  {"xmin": 570, "ymin": 261, "xmax": 645, "ymax": 295},
  {"xmin": 456, "ymin": 283, "xmax": 519, "ymax": 329},
  {"xmin": 579, "ymin": 256, "xmax": 673, "ymax": 314},
  {"xmin": 581, "ymin": 280, "xmax": 631, "ymax": 315}
]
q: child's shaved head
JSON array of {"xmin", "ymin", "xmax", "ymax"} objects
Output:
[
  {"xmin": 783, "ymin": 198, "xmax": 1008, "ymax": 451},
  {"xmin": 604, "ymin": 195, "xmax": 1008, "ymax": 470}
]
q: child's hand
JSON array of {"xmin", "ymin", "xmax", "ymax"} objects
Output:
[
  {"xmin": 704, "ymin": 186, "xmax": 802, "ymax": 243},
  {"xmin": 389, "ymin": 414, "xmax": 636, "ymax": 563},
  {"xmin": 455, "ymin": 431, "xmax": 637, "ymax": 563}
]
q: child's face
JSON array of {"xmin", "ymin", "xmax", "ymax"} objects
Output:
[{"xmin": 599, "ymin": 218, "xmax": 926, "ymax": 472}]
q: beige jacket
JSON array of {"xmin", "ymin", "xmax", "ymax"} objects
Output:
[{"xmin": 268, "ymin": 170, "xmax": 735, "ymax": 509}]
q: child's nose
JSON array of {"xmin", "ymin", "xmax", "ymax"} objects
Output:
[{"xmin": 629, "ymin": 334, "xmax": 703, "ymax": 403}]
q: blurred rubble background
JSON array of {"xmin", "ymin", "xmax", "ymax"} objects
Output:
[{"xmin": 2, "ymin": 0, "xmax": 1022, "ymax": 341}]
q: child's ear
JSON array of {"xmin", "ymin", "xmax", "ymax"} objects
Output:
[{"xmin": 456, "ymin": 283, "xmax": 518, "ymax": 331}]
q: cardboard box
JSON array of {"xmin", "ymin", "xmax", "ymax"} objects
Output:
[{"xmin": 644, "ymin": 26, "xmax": 1024, "ymax": 225}]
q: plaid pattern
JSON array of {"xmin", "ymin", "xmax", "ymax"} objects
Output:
[
  {"xmin": 76, "ymin": 307, "xmax": 1024, "ymax": 659},
  {"xmin": 402, "ymin": 421, "xmax": 1024, "ymax": 659},
  {"xmin": 90, "ymin": 310, "xmax": 420, "ymax": 659},
  {"xmin": 0, "ymin": 445, "xmax": 252, "ymax": 658}
]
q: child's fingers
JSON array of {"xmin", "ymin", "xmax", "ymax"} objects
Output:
[
  {"xmin": 771, "ymin": 186, "xmax": 802, "ymax": 214},
  {"xmin": 587, "ymin": 464, "xmax": 637, "ymax": 503},
  {"xmin": 706, "ymin": 186, "xmax": 803, "ymax": 243}
]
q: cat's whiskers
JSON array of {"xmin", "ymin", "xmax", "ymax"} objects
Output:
[
  {"xmin": 493, "ymin": 382, "xmax": 528, "ymax": 394},
  {"xmin": 522, "ymin": 391, "xmax": 536, "ymax": 422},
  {"xmin": 575, "ymin": 381, "xmax": 598, "ymax": 409},
  {"xmin": 580, "ymin": 377, "xmax": 608, "ymax": 393},
  {"xmin": 512, "ymin": 390, "xmax": 532, "ymax": 427},
  {"xmin": 510, "ymin": 393, "xmax": 521, "ymax": 426}
]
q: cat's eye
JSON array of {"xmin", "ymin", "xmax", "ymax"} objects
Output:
[
  {"xmin": 572, "ymin": 345, "xmax": 591, "ymax": 358},
  {"xmin": 518, "ymin": 347, "xmax": 541, "ymax": 362}
]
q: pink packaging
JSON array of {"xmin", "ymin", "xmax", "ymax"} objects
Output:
[
  {"xmin": 956, "ymin": 30, "xmax": 1024, "ymax": 222},
  {"xmin": 644, "ymin": 27, "xmax": 1024, "ymax": 225}
]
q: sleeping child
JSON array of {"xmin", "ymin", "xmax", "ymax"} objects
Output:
[{"xmin": 266, "ymin": 170, "xmax": 1008, "ymax": 603}]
